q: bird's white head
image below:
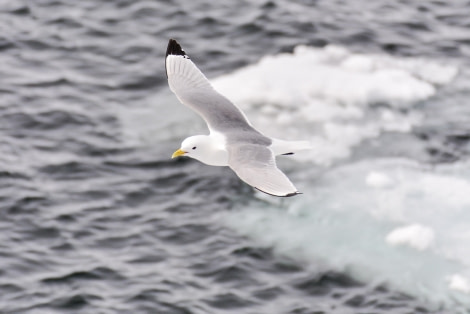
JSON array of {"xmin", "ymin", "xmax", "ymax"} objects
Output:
[
  {"xmin": 172, "ymin": 135, "xmax": 209, "ymax": 161},
  {"xmin": 171, "ymin": 135, "xmax": 227, "ymax": 166}
]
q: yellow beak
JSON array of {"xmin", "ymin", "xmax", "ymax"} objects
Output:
[{"xmin": 171, "ymin": 149, "xmax": 187, "ymax": 159}]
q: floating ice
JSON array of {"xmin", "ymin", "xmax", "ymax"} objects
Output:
[
  {"xmin": 212, "ymin": 45, "xmax": 457, "ymax": 164},
  {"xmin": 385, "ymin": 224, "xmax": 435, "ymax": 250},
  {"xmin": 365, "ymin": 171, "xmax": 394, "ymax": 188},
  {"xmin": 447, "ymin": 274, "xmax": 470, "ymax": 294},
  {"xmin": 213, "ymin": 44, "xmax": 449, "ymax": 110}
]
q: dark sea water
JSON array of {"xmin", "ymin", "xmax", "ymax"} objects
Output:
[{"xmin": 1, "ymin": 1, "xmax": 470, "ymax": 313}]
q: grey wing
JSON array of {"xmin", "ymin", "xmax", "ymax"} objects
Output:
[
  {"xmin": 228, "ymin": 143, "xmax": 300, "ymax": 197},
  {"xmin": 166, "ymin": 39, "xmax": 251, "ymax": 133}
]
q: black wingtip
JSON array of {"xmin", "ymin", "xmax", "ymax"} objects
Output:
[
  {"xmin": 255, "ymin": 188, "xmax": 302, "ymax": 197},
  {"xmin": 166, "ymin": 39, "xmax": 188, "ymax": 58},
  {"xmin": 285, "ymin": 191, "xmax": 302, "ymax": 197}
]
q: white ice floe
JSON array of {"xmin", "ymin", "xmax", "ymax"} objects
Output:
[
  {"xmin": 385, "ymin": 224, "xmax": 435, "ymax": 251},
  {"xmin": 365, "ymin": 171, "xmax": 394, "ymax": 188},
  {"xmin": 212, "ymin": 45, "xmax": 457, "ymax": 164},
  {"xmin": 447, "ymin": 274, "xmax": 470, "ymax": 294},
  {"xmin": 213, "ymin": 45, "xmax": 455, "ymax": 107}
]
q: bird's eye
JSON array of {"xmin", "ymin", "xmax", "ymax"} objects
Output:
[{"xmin": 192, "ymin": 146, "xmax": 196, "ymax": 150}]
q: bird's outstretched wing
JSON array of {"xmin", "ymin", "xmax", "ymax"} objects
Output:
[
  {"xmin": 228, "ymin": 143, "xmax": 299, "ymax": 197},
  {"xmin": 166, "ymin": 39, "xmax": 253, "ymax": 134}
]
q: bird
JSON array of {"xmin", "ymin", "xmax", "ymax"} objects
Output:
[{"xmin": 166, "ymin": 39, "xmax": 310, "ymax": 197}]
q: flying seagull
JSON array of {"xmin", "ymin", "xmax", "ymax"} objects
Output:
[{"xmin": 166, "ymin": 39, "xmax": 309, "ymax": 197}]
